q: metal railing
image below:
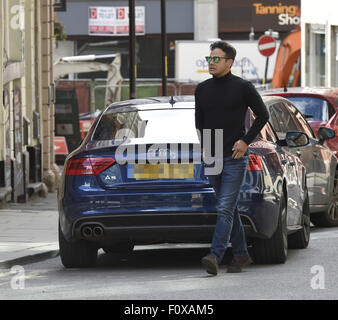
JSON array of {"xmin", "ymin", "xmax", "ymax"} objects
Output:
[{"xmin": 94, "ymin": 82, "xmax": 178, "ymax": 96}]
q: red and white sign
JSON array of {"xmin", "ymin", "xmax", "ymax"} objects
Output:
[
  {"xmin": 88, "ymin": 7, "xmax": 115, "ymax": 34},
  {"xmin": 117, "ymin": 7, "xmax": 125, "ymax": 20},
  {"xmin": 115, "ymin": 7, "xmax": 129, "ymax": 34},
  {"xmin": 258, "ymin": 35, "xmax": 277, "ymax": 57},
  {"xmin": 90, "ymin": 7, "xmax": 97, "ymax": 19},
  {"xmin": 54, "ymin": 136, "xmax": 69, "ymax": 155},
  {"xmin": 88, "ymin": 6, "xmax": 145, "ymax": 36}
]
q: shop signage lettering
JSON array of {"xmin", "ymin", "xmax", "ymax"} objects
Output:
[
  {"xmin": 253, "ymin": 2, "xmax": 300, "ymax": 26},
  {"xmin": 218, "ymin": 0, "xmax": 300, "ymax": 33},
  {"xmin": 253, "ymin": 3, "xmax": 297, "ymax": 16}
]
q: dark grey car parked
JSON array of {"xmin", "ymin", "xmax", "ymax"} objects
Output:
[{"xmin": 264, "ymin": 96, "xmax": 337, "ymax": 227}]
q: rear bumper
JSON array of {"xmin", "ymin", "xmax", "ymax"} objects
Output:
[
  {"xmin": 73, "ymin": 214, "xmax": 217, "ymax": 245},
  {"xmin": 60, "ymin": 210, "xmax": 272, "ymax": 245},
  {"xmin": 58, "ymin": 187, "xmax": 280, "ymax": 244}
]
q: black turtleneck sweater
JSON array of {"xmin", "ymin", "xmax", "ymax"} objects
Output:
[{"xmin": 195, "ymin": 72, "xmax": 269, "ymax": 157}]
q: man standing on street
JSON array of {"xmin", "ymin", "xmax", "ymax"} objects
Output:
[{"xmin": 195, "ymin": 41, "xmax": 269, "ymax": 275}]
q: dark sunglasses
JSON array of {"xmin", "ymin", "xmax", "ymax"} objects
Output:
[{"xmin": 205, "ymin": 56, "xmax": 230, "ymax": 63}]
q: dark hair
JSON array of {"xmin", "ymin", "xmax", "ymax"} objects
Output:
[{"xmin": 210, "ymin": 41, "xmax": 236, "ymax": 60}]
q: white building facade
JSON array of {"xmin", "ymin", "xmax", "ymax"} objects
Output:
[{"xmin": 301, "ymin": 0, "xmax": 338, "ymax": 87}]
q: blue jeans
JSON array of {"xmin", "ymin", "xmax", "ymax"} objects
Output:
[{"xmin": 207, "ymin": 156, "xmax": 249, "ymax": 263}]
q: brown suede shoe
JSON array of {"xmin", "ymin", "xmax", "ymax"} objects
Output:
[
  {"xmin": 227, "ymin": 254, "xmax": 253, "ymax": 273},
  {"xmin": 201, "ymin": 255, "xmax": 219, "ymax": 275}
]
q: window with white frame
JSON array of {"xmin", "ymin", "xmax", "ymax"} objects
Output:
[
  {"xmin": 309, "ymin": 24, "xmax": 326, "ymax": 86},
  {"xmin": 334, "ymin": 26, "xmax": 338, "ymax": 87}
]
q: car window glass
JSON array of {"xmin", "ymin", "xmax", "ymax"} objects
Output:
[
  {"xmin": 93, "ymin": 108, "xmax": 201, "ymax": 143},
  {"xmin": 286, "ymin": 102, "xmax": 316, "ymax": 138},
  {"xmin": 268, "ymin": 103, "xmax": 295, "ymax": 139},
  {"xmin": 328, "ymin": 103, "xmax": 335, "ymax": 119},
  {"xmin": 265, "ymin": 123, "xmax": 277, "ymax": 142},
  {"xmin": 247, "ymin": 108, "xmax": 275, "ymax": 142},
  {"xmin": 258, "ymin": 123, "xmax": 276, "ymax": 142},
  {"xmin": 268, "ymin": 107, "xmax": 283, "ymax": 133},
  {"xmin": 287, "ymin": 96, "xmax": 329, "ymax": 122},
  {"xmin": 278, "ymin": 103, "xmax": 299, "ymax": 132}
]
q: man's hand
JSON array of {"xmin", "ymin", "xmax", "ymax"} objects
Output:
[{"xmin": 232, "ymin": 140, "xmax": 248, "ymax": 159}]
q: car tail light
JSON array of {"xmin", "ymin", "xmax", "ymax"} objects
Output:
[
  {"xmin": 65, "ymin": 157, "xmax": 115, "ymax": 176},
  {"xmin": 248, "ymin": 154, "xmax": 263, "ymax": 171}
]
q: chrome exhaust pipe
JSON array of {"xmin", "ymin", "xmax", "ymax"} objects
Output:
[
  {"xmin": 93, "ymin": 226, "xmax": 104, "ymax": 237},
  {"xmin": 82, "ymin": 226, "xmax": 93, "ymax": 238}
]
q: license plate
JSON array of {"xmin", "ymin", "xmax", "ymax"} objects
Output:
[{"xmin": 128, "ymin": 163, "xmax": 194, "ymax": 179}]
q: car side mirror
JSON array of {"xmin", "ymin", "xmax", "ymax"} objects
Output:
[
  {"xmin": 318, "ymin": 127, "xmax": 335, "ymax": 144},
  {"xmin": 285, "ymin": 131, "xmax": 309, "ymax": 148}
]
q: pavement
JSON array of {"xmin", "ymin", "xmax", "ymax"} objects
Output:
[{"xmin": 0, "ymin": 192, "xmax": 59, "ymax": 269}]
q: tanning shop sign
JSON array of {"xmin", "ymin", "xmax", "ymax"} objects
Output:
[
  {"xmin": 88, "ymin": 6, "xmax": 145, "ymax": 36},
  {"xmin": 218, "ymin": 0, "xmax": 300, "ymax": 32}
]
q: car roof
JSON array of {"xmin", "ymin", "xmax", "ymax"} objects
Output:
[
  {"xmin": 108, "ymin": 95, "xmax": 194, "ymax": 106},
  {"xmin": 261, "ymin": 87, "xmax": 338, "ymax": 106},
  {"xmin": 104, "ymin": 96, "xmax": 195, "ymax": 112},
  {"xmin": 260, "ymin": 95, "xmax": 288, "ymax": 105},
  {"xmin": 262, "ymin": 86, "xmax": 337, "ymax": 95},
  {"xmin": 104, "ymin": 95, "xmax": 285, "ymax": 112}
]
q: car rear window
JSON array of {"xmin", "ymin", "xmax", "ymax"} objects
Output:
[
  {"xmin": 286, "ymin": 97, "xmax": 329, "ymax": 121},
  {"xmin": 92, "ymin": 107, "xmax": 200, "ymax": 144}
]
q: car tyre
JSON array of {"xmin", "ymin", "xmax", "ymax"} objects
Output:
[
  {"xmin": 58, "ymin": 223, "xmax": 98, "ymax": 268},
  {"xmin": 288, "ymin": 187, "xmax": 310, "ymax": 249},
  {"xmin": 103, "ymin": 242, "xmax": 135, "ymax": 254},
  {"xmin": 252, "ymin": 194, "xmax": 288, "ymax": 264},
  {"xmin": 310, "ymin": 172, "xmax": 338, "ymax": 227}
]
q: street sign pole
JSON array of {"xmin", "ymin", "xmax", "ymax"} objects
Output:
[
  {"xmin": 263, "ymin": 57, "xmax": 269, "ymax": 85},
  {"xmin": 129, "ymin": 0, "xmax": 136, "ymax": 99},
  {"xmin": 161, "ymin": 0, "xmax": 168, "ymax": 96}
]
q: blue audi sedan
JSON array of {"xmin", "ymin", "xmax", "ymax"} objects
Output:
[{"xmin": 58, "ymin": 96, "xmax": 310, "ymax": 268}]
